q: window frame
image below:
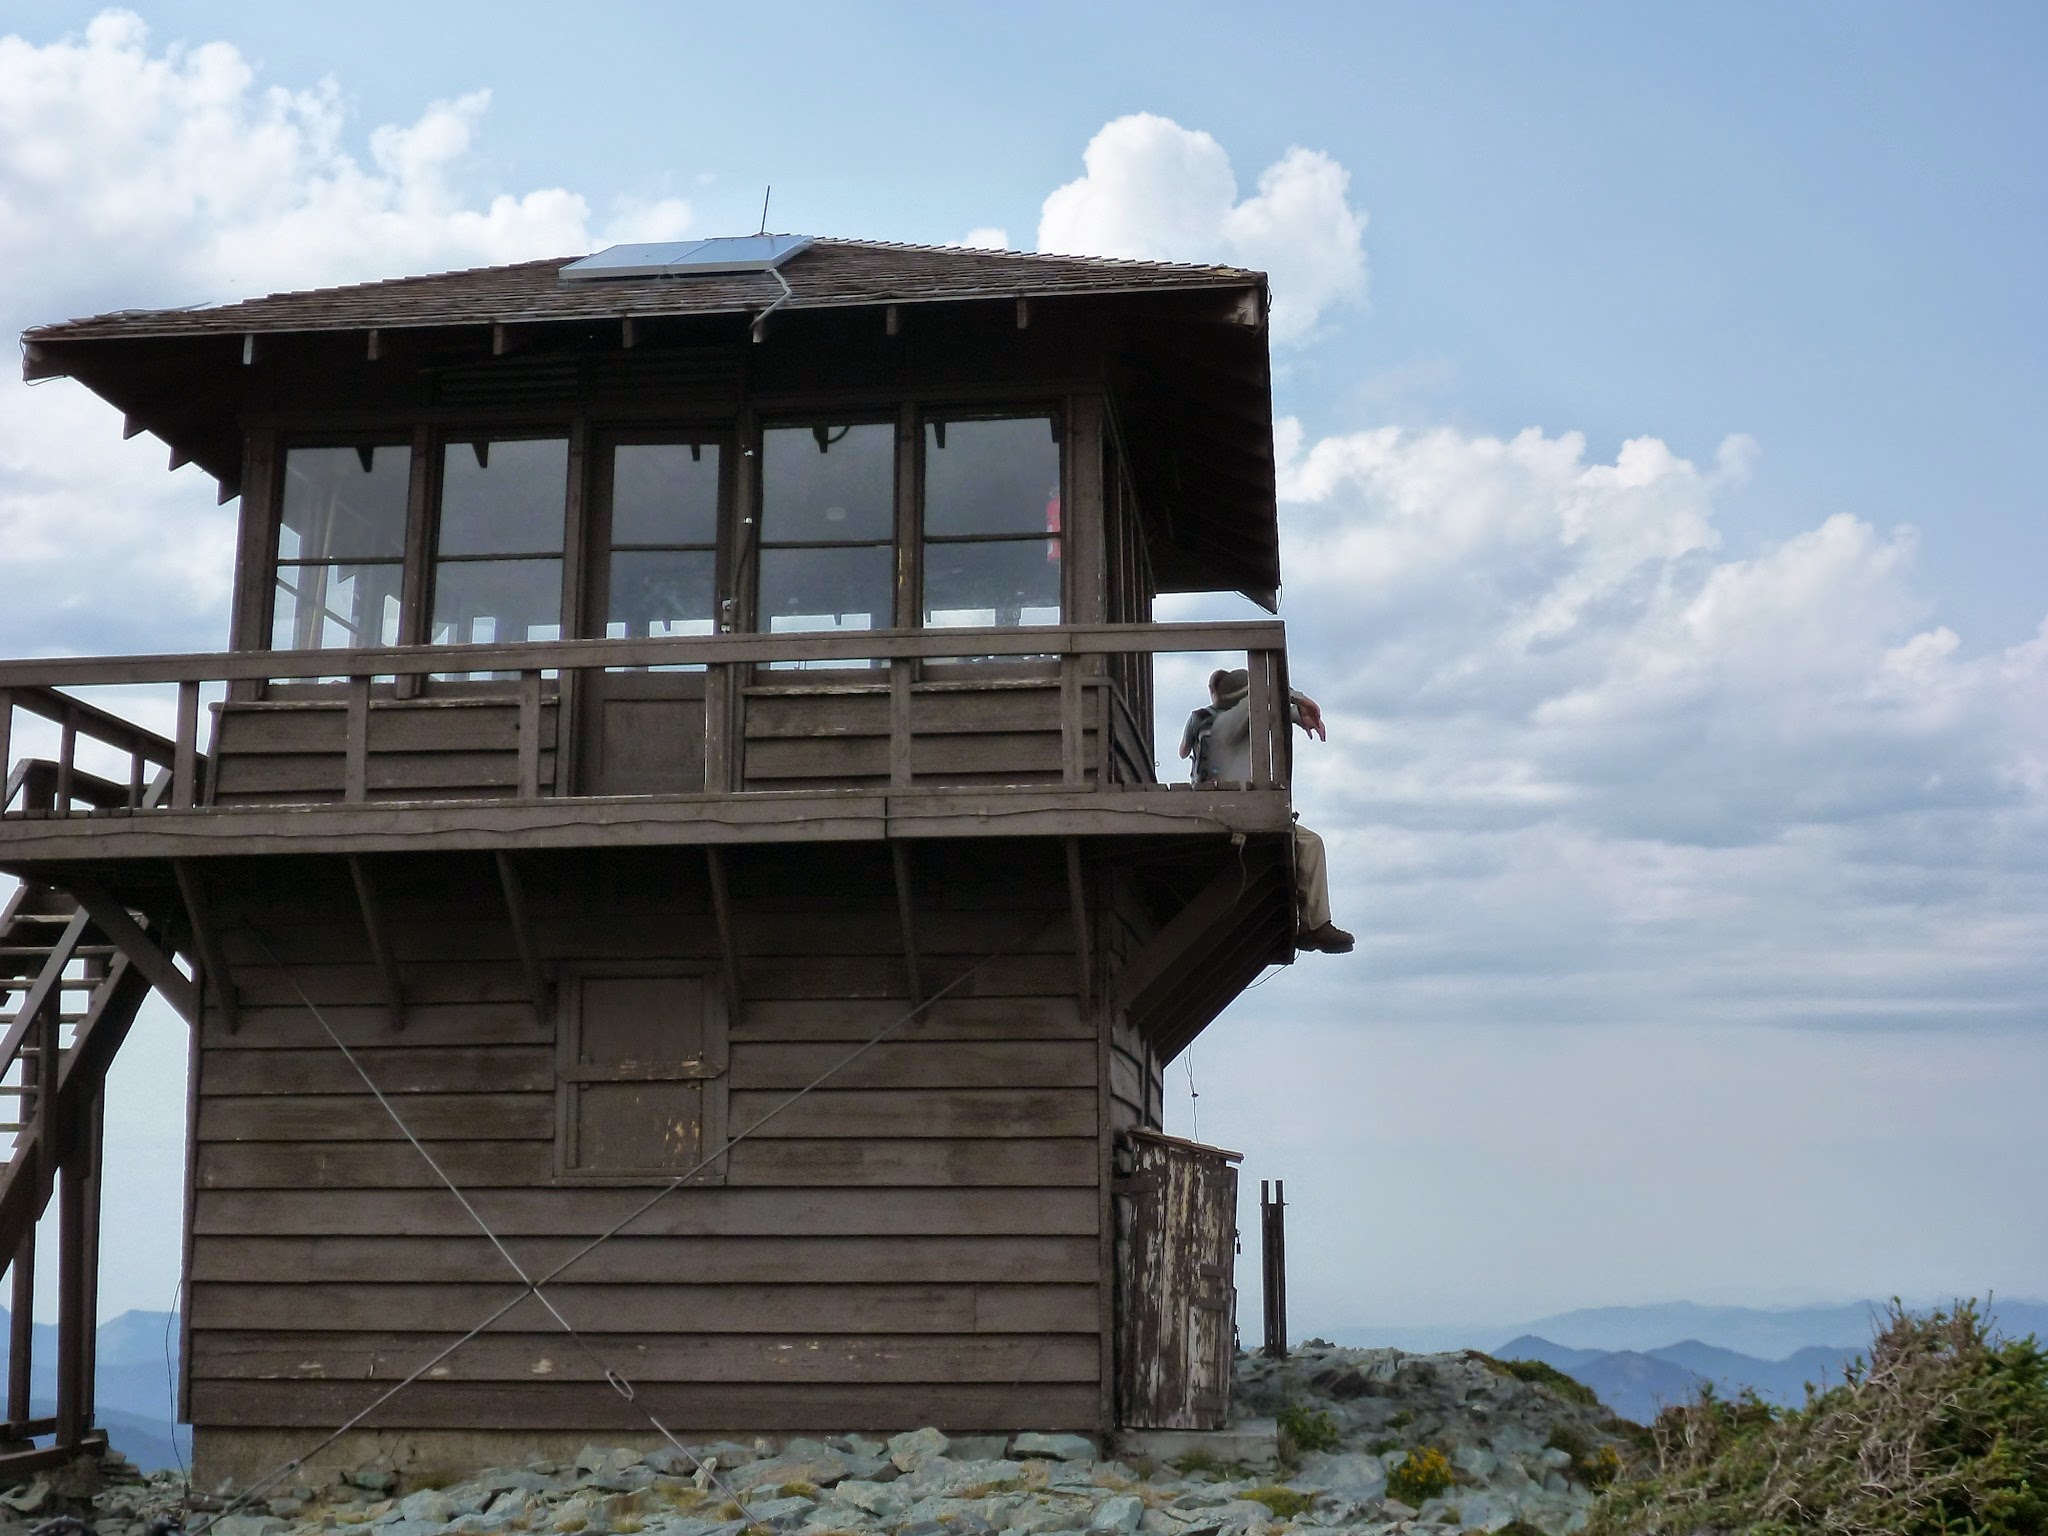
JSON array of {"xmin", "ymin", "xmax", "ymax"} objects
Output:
[
  {"xmin": 915, "ymin": 406, "xmax": 1067, "ymax": 636},
  {"xmin": 553, "ymin": 960, "xmax": 731, "ymax": 1185}
]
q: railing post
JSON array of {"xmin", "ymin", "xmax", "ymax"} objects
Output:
[
  {"xmin": 517, "ymin": 670, "xmax": 541, "ymax": 800},
  {"xmin": 1246, "ymin": 651, "xmax": 1273, "ymax": 790},
  {"xmin": 889, "ymin": 659, "xmax": 913, "ymax": 788},
  {"xmin": 704, "ymin": 661, "xmax": 732, "ymax": 795},
  {"xmin": 55, "ymin": 709, "xmax": 76, "ymax": 814},
  {"xmin": 173, "ymin": 680, "xmax": 200, "ymax": 808},
  {"xmin": 127, "ymin": 740, "xmax": 145, "ymax": 809},
  {"xmin": 345, "ymin": 675, "xmax": 370, "ymax": 803},
  {"xmin": 1060, "ymin": 654, "xmax": 1084, "ymax": 787}
]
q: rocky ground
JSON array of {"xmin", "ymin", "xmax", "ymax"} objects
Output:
[{"xmin": 0, "ymin": 1346, "xmax": 1638, "ymax": 1536}]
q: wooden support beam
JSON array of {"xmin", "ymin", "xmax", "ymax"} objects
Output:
[
  {"xmin": 172, "ymin": 860, "xmax": 238, "ymax": 1035},
  {"xmin": 1065, "ymin": 838, "xmax": 1093, "ymax": 1017},
  {"xmin": 494, "ymin": 852, "xmax": 550, "ymax": 1027},
  {"xmin": 344, "ymin": 856, "xmax": 405, "ymax": 1031},
  {"xmin": 1111, "ymin": 843, "xmax": 1281, "ymax": 1023},
  {"xmin": 891, "ymin": 843, "xmax": 924, "ymax": 1006},
  {"xmin": 621, "ymin": 317, "xmax": 638, "ymax": 349},
  {"xmin": 6, "ymin": 1154, "xmax": 34, "ymax": 1423},
  {"xmin": 1060, "ymin": 656, "xmax": 1084, "ymax": 786},
  {"xmin": 240, "ymin": 334, "xmax": 256, "ymax": 367},
  {"xmin": 704, "ymin": 847, "xmax": 743, "ymax": 1028},
  {"xmin": 66, "ymin": 884, "xmax": 198, "ymax": 1026},
  {"xmin": 1016, "ymin": 297, "xmax": 1030, "ymax": 330},
  {"xmin": 885, "ymin": 305, "xmax": 900, "ymax": 337},
  {"xmin": 366, "ymin": 329, "xmax": 384, "ymax": 361}
]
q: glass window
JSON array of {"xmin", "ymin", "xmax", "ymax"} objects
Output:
[
  {"xmin": 272, "ymin": 444, "xmax": 409, "ymax": 651},
  {"xmin": 923, "ymin": 416, "xmax": 1061, "ymax": 627},
  {"xmin": 758, "ymin": 422, "xmax": 895, "ymax": 664},
  {"xmin": 430, "ymin": 438, "xmax": 568, "ymax": 664},
  {"xmin": 606, "ymin": 443, "xmax": 719, "ymax": 649}
]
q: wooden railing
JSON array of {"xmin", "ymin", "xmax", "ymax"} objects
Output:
[
  {"xmin": 0, "ymin": 621, "xmax": 1290, "ymax": 813},
  {"xmin": 0, "ymin": 684, "xmax": 201, "ymax": 813}
]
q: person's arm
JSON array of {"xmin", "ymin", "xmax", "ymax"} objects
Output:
[{"xmin": 1291, "ymin": 689, "xmax": 1327, "ymax": 741}]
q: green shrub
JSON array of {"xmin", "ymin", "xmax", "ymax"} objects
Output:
[
  {"xmin": 1385, "ymin": 1445, "xmax": 1455, "ymax": 1504},
  {"xmin": 1468, "ymin": 1350, "xmax": 1602, "ymax": 1409},
  {"xmin": 1242, "ymin": 1486, "xmax": 1315, "ymax": 1519},
  {"xmin": 1584, "ymin": 1301, "xmax": 2048, "ymax": 1536},
  {"xmin": 1276, "ymin": 1401, "xmax": 1342, "ymax": 1456}
]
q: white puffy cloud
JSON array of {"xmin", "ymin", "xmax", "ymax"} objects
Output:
[
  {"xmin": 1245, "ymin": 418, "xmax": 2048, "ymax": 1039},
  {"xmin": 1038, "ymin": 113, "xmax": 1366, "ymax": 344},
  {"xmin": 0, "ymin": 11, "xmax": 692, "ymax": 659},
  {"xmin": 0, "ymin": 11, "xmax": 688, "ymax": 319},
  {"xmin": 953, "ymin": 226, "xmax": 1011, "ymax": 251}
]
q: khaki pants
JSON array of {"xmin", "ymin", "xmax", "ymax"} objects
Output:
[{"xmin": 1294, "ymin": 825, "xmax": 1331, "ymax": 931}]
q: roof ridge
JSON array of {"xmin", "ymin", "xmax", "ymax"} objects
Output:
[{"xmin": 813, "ymin": 234, "xmax": 1259, "ymax": 278}]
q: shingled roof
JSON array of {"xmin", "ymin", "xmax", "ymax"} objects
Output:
[{"xmin": 23, "ymin": 238, "xmax": 1262, "ymax": 343}]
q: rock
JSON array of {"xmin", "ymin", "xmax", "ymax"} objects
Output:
[
  {"xmin": 1379, "ymin": 1499, "xmax": 1418, "ymax": 1520},
  {"xmin": 349, "ymin": 1469, "xmax": 400, "ymax": 1496},
  {"xmin": 397, "ymin": 1490, "xmax": 454, "ymax": 1525},
  {"xmin": 946, "ymin": 1436, "xmax": 1010, "ymax": 1462},
  {"xmin": 210, "ymin": 1519, "xmax": 287, "ymax": 1536},
  {"xmin": 0, "ymin": 1484, "xmax": 50, "ymax": 1517},
  {"xmin": 886, "ymin": 1428, "xmax": 950, "ymax": 1473},
  {"xmin": 1090, "ymin": 1495, "xmax": 1144, "ymax": 1534},
  {"xmin": 265, "ymin": 1498, "xmax": 307, "ymax": 1519},
  {"xmin": 733, "ymin": 1449, "xmax": 852, "ymax": 1492},
  {"xmin": 827, "ymin": 1480, "xmax": 913, "ymax": 1518},
  {"xmin": 906, "ymin": 1458, "xmax": 1025, "ymax": 1498},
  {"xmin": 1011, "ymin": 1433, "xmax": 1096, "ymax": 1464},
  {"xmin": 481, "ymin": 1470, "xmax": 555, "ymax": 1495}
]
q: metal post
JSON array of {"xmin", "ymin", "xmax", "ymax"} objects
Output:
[{"xmin": 1261, "ymin": 1178, "xmax": 1288, "ymax": 1358}]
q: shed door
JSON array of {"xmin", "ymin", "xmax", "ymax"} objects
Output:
[
  {"xmin": 1114, "ymin": 1130, "xmax": 1241, "ymax": 1430},
  {"xmin": 575, "ymin": 438, "xmax": 723, "ymax": 796}
]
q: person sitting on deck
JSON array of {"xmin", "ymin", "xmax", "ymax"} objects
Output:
[{"xmin": 1179, "ymin": 668, "xmax": 1355, "ymax": 955}]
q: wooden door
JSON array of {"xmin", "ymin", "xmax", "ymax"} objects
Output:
[
  {"xmin": 575, "ymin": 437, "xmax": 724, "ymax": 796},
  {"xmin": 1114, "ymin": 1129, "xmax": 1241, "ymax": 1429}
]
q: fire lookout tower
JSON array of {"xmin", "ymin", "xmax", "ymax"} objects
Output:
[{"xmin": 0, "ymin": 236, "xmax": 1301, "ymax": 1482}]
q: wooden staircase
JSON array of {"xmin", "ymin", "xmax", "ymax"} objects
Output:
[{"xmin": 0, "ymin": 757, "xmax": 179, "ymax": 1471}]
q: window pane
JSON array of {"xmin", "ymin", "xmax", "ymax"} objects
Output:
[
  {"xmin": 279, "ymin": 446, "xmax": 409, "ymax": 562},
  {"xmin": 272, "ymin": 562, "xmax": 403, "ymax": 650},
  {"xmin": 924, "ymin": 539, "xmax": 1061, "ymax": 628},
  {"xmin": 924, "ymin": 417, "xmax": 1060, "ymax": 538},
  {"xmin": 759, "ymin": 545, "xmax": 893, "ymax": 638},
  {"xmin": 431, "ymin": 558, "xmax": 563, "ymax": 645},
  {"xmin": 438, "ymin": 438, "xmax": 569, "ymax": 556},
  {"xmin": 760, "ymin": 423, "xmax": 894, "ymax": 544},
  {"xmin": 612, "ymin": 443, "xmax": 720, "ymax": 546},
  {"xmin": 608, "ymin": 551, "xmax": 716, "ymax": 638}
]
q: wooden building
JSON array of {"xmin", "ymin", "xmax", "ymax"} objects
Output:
[{"xmin": 0, "ymin": 236, "xmax": 1301, "ymax": 1481}]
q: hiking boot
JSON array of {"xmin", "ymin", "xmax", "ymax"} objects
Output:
[{"xmin": 1297, "ymin": 922, "xmax": 1355, "ymax": 954}]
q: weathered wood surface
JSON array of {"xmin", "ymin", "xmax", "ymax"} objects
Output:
[
  {"xmin": 1114, "ymin": 1132, "xmax": 1239, "ymax": 1431},
  {"xmin": 184, "ymin": 846, "xmax": 1112, "ymax": 1436},
  {"xmin": 186, "ymin": 1379, "xmax": 1101, "ymax": 1432}
]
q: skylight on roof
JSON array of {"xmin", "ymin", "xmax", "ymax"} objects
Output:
[{"xmin": 560, "ymin": 234, "xmax": 814, "ymax": 281}]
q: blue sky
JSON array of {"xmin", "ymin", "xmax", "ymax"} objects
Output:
[{"xmin": 2, "ymin": 4, "xmax": 2044, "ymax": 1333}]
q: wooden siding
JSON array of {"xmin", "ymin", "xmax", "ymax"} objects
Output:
[
  {"xmin": 210, "ymin": 696, "xmax": 560, "ymax": 807},
  {"xmin": 185, "ymin": 845, "xmax": 1107, "ymax": 1435}
]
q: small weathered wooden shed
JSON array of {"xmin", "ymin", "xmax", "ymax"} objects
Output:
[{"xmin": 0, "ymin": 236, "xmax": 1302, "ymax": 1482}]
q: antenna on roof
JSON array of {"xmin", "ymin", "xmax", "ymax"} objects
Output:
[{"xmin": 758, "ymin": 186, "xmax": 772, "ymax": 236}]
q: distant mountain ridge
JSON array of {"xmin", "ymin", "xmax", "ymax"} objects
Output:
[
  {"xmin": 1332, "ymin": 1297, "xmax": 2048, "ymax": 1358},
  {"xmin": 1330, "ymin": 1299, "xmax": 2048, "ymax": 1425},
  {"xmin": 0, "ymin": 1306, "xmax": 186, "ymax": 1471}
]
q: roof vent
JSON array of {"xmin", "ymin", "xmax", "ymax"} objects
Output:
[{"xmin": 560, "ymin": 234, "xmax": 814, "ymax": 282}]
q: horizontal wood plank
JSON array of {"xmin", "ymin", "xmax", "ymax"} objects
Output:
[
  {"xmin": 729, "ymin": 1088, "xmax": 1093, "ymax": 1140},
  {"xmin": 730, "ymin": 1041, "xmax": 1094, "ymax": 1092},
  {"xmin": 195, "ymin": 1137, "xmax": 1097, "ymax": 1190},
  {"xmin": 191, "ymin": 1330, "xmax": 1098, "ymax": 1384},
  {"xmin": 198, "ymin": 1093, "xmax": 553, "ymax": 1143},
  {"xmin": 189, "ymin": 1282, "xmax": 1098, "ymax": 1335},
  {"xmin": 193, "ymin": 1186, "xmax": 1098, "ymax": 1238},
  {"xmin": 189, "ymin": 1234, "xmax": 1100, "ymax": 1286},
  {"xmin": 202, "ymin": 1047, "xmax": 554, "ymax": 1097}
]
